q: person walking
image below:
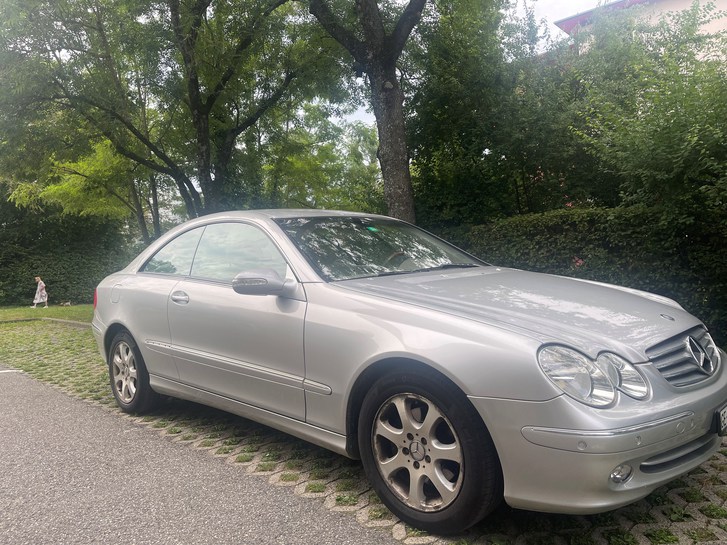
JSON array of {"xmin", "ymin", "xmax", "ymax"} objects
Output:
[{"xmin": 32, "ymin": 276, "xmax": 48, "ymax": 308}]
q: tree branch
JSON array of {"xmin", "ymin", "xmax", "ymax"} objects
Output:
[
  {"xmin": 168, "ymin": 0, "xmax": 210, "ymax": 115},
  {"xmin": 306, "ymin": 0, "xmax": 365, "ymax": 62},
  {"xmin": 389, "ymin": 0, "xmax": 427, "ymax": 61},
  {"xmin": 206, "ymin": 0, "xmax": 290, "ymax": 111},
  {"xmin": 355, "ymin": 0, "xmax": 386, "ymax": 49},
  {"xmin": 55, "ymin": 89, "xmax": 202, "ymax": 217},
  {"xmin": 231, "ymin": 71, "xmax": 297, "ymax": 139}
]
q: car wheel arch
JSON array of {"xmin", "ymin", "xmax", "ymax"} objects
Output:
[
  {"xmin": 344, "ymin": 357, "xmax": 489, "ymax": 459},
  {"xmin": 104, "ymin": 323, "xmax": 130, "ymax": 359}
]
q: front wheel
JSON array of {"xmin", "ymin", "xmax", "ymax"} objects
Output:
[
  {"xmin": 108, "ymin": 331, "xmax": 159, "ymax": 414},
  {"xmin": 358, "ymin": 371, "xmax": 503, "ymax": 534}
]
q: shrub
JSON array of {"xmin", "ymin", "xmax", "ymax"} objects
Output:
[{"xmin": 0, "ymin": 211, "xmax": 132, "ymax": 306}]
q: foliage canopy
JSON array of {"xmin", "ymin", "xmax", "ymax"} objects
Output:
[{"xmin": 0, "ymin": 0, "xmax": 725, "ymax": 338}]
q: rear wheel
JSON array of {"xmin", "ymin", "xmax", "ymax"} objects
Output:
[
  {"xmin": 108, "ymin": 331, "xmax": 159, "ymax": 413},
  {"xmin": 358, "ymin": 370, "xmax": 503, "ymax": 534}
]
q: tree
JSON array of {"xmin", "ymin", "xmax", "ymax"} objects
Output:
[
  {"xmin": 491, "ymin": 5, "xmax": 618, "ymax": 215},
  {"xmin": 305, "ymin": 0, "xmax": 427, "ymax": 223},
  {"xmin": 0, "ymin": 0, "xmax": 344, "ymax": 218},
  {"xmin": 406, "ymin": 0, "xmax": 508, "ymax": 226},
  {"xmin": 260, "ymin": 103, "xmax": 385, "ymax": 210},
  {"xmin": 575, "ymin": 1, "xmax": 727, "ymax": 220},
  {"xmin": 406, "ymin": 0, "xmax": 612, "ymax": 227},
  {"xmin": 167, "ymin": 0, "xmax": 295, "ymax": 213},
  {"xmin": 10, "ymin": 140, "xmax": 182, "ymax": 243}
]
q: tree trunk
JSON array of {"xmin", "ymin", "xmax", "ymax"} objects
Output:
[
  {"xmin": 149, "ymin": 174, "xmax": 161, "ymax": 238},
  {"xmin": 307, "ymin": 0, "xmax": 424, "ymax": 223},
  {"xmin": 129, "ymin": 180, "xmax": 151, "ymax": 244},
  {"xmin": 368, "ymin": 65, "xmax": 415, "ymax": 223},
  {"xmin": 193, "ymin": 113, "xmax": 221, "ymax": 213}
]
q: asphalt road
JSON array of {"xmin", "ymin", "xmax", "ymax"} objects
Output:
[{"xmin": 0, "ymin": 365, "xmax": 401, "ymax": 545}]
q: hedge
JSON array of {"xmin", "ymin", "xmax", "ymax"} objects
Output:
[
  {"xmin": 2, "ymin": 247, "xmax": 130, "ymax": 306},
  {"xmin": 0, "ymin": 212, "xmax": 133, "ymax": 307},
  {"xmin": 461, "ymin": 206, "xmax": 726, "ymax": 346},
  {"xmin": 4, "ymin": 205, "xmax": 724, "ymax": 348}
]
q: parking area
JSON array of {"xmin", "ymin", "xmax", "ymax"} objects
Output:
[
  {"xmin": 2, "ymin": 319, "xmax": 727, "ymax": 545},
  {"xmin": 0, "ymin": 366, "xmax": 405, "ymax": 545}
]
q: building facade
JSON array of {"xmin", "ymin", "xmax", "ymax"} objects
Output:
[{"xmin": 555, "ymin": 0, "xmax": 727, "ymax": 36}]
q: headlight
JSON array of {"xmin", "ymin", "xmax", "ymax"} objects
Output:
[
  {"xmin": 538, "ymin": 346, "xmax": 615, "ymax": 407},
  {"xmin": 538, "ymin": 346, "xmax": 649, "ymax": 407},
  {"xmin": 596, "ymin": 353, "xmax": 648, "ymax": 399}
]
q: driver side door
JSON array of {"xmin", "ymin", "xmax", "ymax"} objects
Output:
[{"xmin": 167, "ymin": 221, "xmax": 307, "ymax": 419}]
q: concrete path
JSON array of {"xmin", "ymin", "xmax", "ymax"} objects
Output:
[{"xmin": 0, "ymin": 366, "xmax": 401, "ymax": 545}]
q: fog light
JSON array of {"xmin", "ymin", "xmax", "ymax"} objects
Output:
[{"xmin": 610, "ymin": 464, "xmax": 633, "ymax": 484}]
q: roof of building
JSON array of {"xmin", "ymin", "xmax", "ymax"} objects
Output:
[{"xmin": 555, "ymin": 0, "xmax": 656, "ymax": 34}]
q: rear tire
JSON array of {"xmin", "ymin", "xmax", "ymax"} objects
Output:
[
  {"xmin": 358, "ymin": 370, "xmax": 503, "ymax": 534},
  {"xmin": 108, "ymin": 331, "xmax": 159, "ymax": 414}
]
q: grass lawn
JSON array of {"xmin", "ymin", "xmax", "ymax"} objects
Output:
[
  {"xmin": 0, "ymin": 304, "xmax": 94, "ymax": 323},
  {"xmin": 0, "ymin": 310, "xmax": 108, "ymax": 403}
]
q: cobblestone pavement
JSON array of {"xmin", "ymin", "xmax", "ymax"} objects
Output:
[
  {"xmin": 124, "ymin": 402, "xmax": 727, "ymax": 545},
  {"xmin": 3, "ymin": 319, "xmax": 727, "ymax": 545}
]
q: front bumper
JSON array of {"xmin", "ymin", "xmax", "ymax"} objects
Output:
[{"xmin": 469, "ymin": 376, "xmax": 727, "ymax": 514}]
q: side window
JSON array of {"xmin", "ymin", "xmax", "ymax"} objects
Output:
[
  {"xmin": 191, "ymin": 222, "xmax": 289, "ymax": 282},
  {"xmin": 142, "ymin": 227, "xmax": 203, "ymax": 275}
]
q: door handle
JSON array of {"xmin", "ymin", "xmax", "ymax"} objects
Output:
[{"xmin": 170, "ymin": 291, "xmax": 190, "ymax": 304}]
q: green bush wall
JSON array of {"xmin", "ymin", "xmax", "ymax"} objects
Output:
[
  {"xmin": 462, "ymin": 206, "xmax": 726, "ymax": 346},
  {"xmin": 2, "ymin": 245, "xmax": 130, "ymax": 306},
  {"xmin": 0, "ymin": 210, "xmax": 132, "ymax": 307}
]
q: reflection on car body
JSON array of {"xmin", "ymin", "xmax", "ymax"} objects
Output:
[{"xmin": 93, "ymin": 209, "xmax": 726, "ymax": 534}]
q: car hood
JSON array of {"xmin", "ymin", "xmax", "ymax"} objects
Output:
[{"xmin": 339, "ymin": 267, "xmax": 701, "ymax": 361}]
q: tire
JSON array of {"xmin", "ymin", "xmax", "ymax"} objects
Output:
[
  {"xmin": 358, "ymin": 370, "xmax": 503, "ymax": 534},
  {"xmin": 108, "ymin": 331, "xmax": 159, "ymax": 414}
]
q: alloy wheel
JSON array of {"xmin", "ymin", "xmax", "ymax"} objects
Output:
[
  {"xmin": 371, "ymin": 393, "xmax": 463, "ymax": 512},
  {"xmin": 112, "ymin": 341, "xmax": 138, "ymax": 404}
]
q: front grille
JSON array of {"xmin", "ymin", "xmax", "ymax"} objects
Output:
[{"xmin": 646, "ymin": 326, "xmax": 721, "ymax": 387}]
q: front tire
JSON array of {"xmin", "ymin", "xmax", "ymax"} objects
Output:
[
  {"xmin": 108, "ymin": 331, "xmax": 159, "ymax": 414},
  {"xmin": 358, "ymin": 370, "xmax": 503, "ymax": 534}
]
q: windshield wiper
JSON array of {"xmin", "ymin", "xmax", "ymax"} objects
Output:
[
  {"xmin": 371, "ymin": 263, "xmax": 479, "ymax": 278},
  {"xmin": 371, "ymin": 269, "xmax": 413, "ymax": 278},
  {"xmin": 410, "ymin": 263, "xmax": 480, "ymax": 273}
]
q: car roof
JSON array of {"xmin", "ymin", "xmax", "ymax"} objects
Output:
[{"xmin": 203, "ymin": 209, "xmax": 390, "ymax": 221}]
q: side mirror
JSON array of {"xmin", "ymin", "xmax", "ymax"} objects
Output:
[{"xmin": 232, "ymin": 269, "xmax": 291, "ymax": 296}]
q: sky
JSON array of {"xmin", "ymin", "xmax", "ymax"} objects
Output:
[{"xmin": 530, "ymin": 0, "xmax": 604, "ymax": 36}]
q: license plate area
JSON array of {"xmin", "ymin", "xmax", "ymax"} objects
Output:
[{"xmin": 716, "ymin": 404, "xmax": 727, "ymax": 436}]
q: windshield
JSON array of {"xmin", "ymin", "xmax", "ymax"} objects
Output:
[{"xmin": 275, "ymin": 216, "xmax": 484, "ymax": 281}]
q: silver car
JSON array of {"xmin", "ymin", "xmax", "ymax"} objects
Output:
[{"xmin": 93, "ymin": 209, "xmax": 726, "ymax": 534}]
